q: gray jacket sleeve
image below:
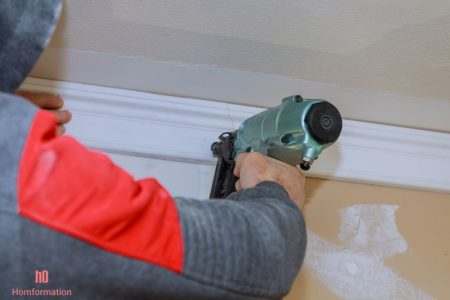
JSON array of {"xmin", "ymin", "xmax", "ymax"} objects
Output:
[{"xmin": 175, "ymin": 181, "xmax": 307, "ymax": 299}]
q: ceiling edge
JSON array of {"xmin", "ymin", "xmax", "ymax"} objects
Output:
[{"xmin": 30, "ymin": 48, "xmax": 450, "ymax": 133}]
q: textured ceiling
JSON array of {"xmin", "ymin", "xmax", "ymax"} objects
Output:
[{"xmin": 48, "ymin": 0, "xmax": 450, "ymax": 102}]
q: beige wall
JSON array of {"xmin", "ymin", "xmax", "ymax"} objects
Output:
[{"xmin": 286, "ymin": 178, "xmax": 450, "ymax": 299}]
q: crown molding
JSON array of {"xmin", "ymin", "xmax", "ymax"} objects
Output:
[{"xmin": 20, "ymin": 77, "xmax": 450, "ymax": 193}]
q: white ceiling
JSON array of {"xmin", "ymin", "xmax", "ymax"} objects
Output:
[{"xmin": 31, "ymin": 0, "xmax": 450, "ymax": 132}]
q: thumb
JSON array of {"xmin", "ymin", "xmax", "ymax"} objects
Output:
[
  {"xmin": 233, "ymin": 153, "xmax": 247, "ymax": 177},
  {"xmin": 235, "ymin": 179, "xmax": 241, "ymax": 191}
]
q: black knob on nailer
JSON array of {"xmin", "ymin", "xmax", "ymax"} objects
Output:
[
  {"xmin": 300, "ymin": 161, "xmax": 310, "ymax": 171},
  {"xmin": 305, "ymin": 101, "xmax": 342, "ymax": 145}
]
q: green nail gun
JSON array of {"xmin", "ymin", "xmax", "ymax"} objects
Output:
[{"xmin": 210, "ymin": 95, "xmax": 342, "ymax": 198}]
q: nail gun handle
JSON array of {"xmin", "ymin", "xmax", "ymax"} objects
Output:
[{"xmin": 209, "ymin": 132, "xmax": 238, "ymax": 199}]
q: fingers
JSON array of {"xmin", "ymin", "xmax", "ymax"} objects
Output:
[
  {"xmin": 56, "ymin": 125, "xmax": 66, "ymax": 136},
  {"xmin": 233, "ymin": 153, "xmax": 247, "ymax": 177},
  {"xmin": 235, "ymin": 179, "xmax": 241, "ymax": 191},
  {"xmin": 49, "ymin": 110, "xmax": 72, "ymax": 125},
  {"xmin": 233, "ymin": 152, "xmax": 306, "ymax": 208},
  {"xmin": 234, "ymin": 152, "xmax": 269, "ymax": 189},
  {"xmin": 49, "ymin": 110, "xmax": 71, "ymax": 135},
  {"xmin": 17, "ymin": 91, "xmax": 64, "ymax": 109},
  {"xmin": 17, "ymin": 91, "xmax": 72, "ymax": 134},
  {"xmin": 234, "ymin": 152, "xmax": 265, "ymax": 177}
]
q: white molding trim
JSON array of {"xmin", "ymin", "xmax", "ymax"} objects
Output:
[{"xmin": 21, "ymin": 77, "xmax": 450, "ymax": 193}]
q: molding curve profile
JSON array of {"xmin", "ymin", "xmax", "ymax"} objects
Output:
[{"xmin": 21, "ymin": 77, "xmax": 450, "ymax": 193}]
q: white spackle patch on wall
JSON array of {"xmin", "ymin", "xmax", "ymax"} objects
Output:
[{"xmin": 305, "ymin": 205, "xmax": 434, "ymax": 300}]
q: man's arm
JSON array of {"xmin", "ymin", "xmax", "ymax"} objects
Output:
[
  {"xmin": 175, "ymin": 152, "xmax": 306, "ymax": 298},
  {"xmin": 0, "ymin": 93, "xmax": 306, "ymax": 299},
  {"xmin": 175, "ymin": 181, "xmax": 306, "ymax": 299}
]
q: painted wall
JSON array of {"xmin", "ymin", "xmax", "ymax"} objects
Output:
[
  {"xmin": 108, "ymin": 152, "xmax": 450, "ymax": 300},
  {"xmin": 287, "ymin": 178, "xmax": 450, "ymax": 300}
]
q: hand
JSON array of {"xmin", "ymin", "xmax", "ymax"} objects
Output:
[
  {"xmin": 234, "ymin": 152, "xmax": 306, "ymax": 208},
  {"xmin": 17, "ymin": 91, "xmax": 72, "ymax": 136}
]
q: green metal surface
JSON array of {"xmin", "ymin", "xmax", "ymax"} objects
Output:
[{"xmin": 233, "ymin": 95, "xmax": 338, "ymax": 166}]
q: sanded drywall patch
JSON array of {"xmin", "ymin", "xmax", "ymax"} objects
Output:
[{"xmin": 305, "ymin": 204, "xmax": 433, "ymax": 300}]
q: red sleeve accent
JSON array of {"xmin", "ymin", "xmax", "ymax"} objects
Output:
[{"xmin": 18, "ymin": 110, "xmax": 184, "ymax": 273}]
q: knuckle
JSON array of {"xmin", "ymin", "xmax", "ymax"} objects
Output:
[{"xmin": 253, "ymin": 173, "xmax": 266, "ymax": 183}]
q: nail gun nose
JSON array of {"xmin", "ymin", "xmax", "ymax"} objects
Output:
[{"xmin": 299, "ymin": 156, "xmax": 312, "ymax": 171}]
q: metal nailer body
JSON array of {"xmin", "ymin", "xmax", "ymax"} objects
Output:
[
  {"xmin": 210, "ymin": 95, "xmax": 342, "ymax": 198},
  {"xmin": 234, "ymin": 95, "xmax": 342, "ymax": 170}
]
